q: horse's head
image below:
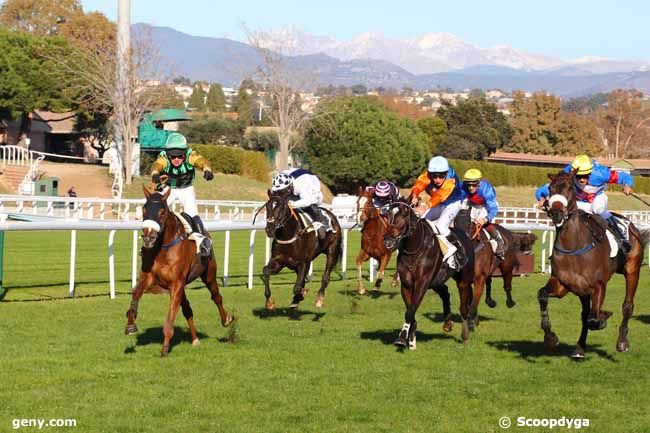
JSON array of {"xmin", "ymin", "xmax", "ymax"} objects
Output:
[
  {"xmin": 547, "ymin": 170, "xmax": 577, "ymax": 227},
  {"xmin": 383, "ymin": 197, "xmax": 415, "ymax": 251},
  {"xmin": 356, "ymin": 186, "xmax": 376, "ymax": 225},
  {"xmin": 142, "ymin": 185, "xmax": 171, "ymax": 249},
  {"xmin": 265, "ymin": 188, "xmax": 294, "ymax": 237}
]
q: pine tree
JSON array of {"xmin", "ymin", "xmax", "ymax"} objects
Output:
[
  {"xmin": 187, "ymin": 83, "xmax": 206, "ymax": 112},
  {"xmin": 206, "ymin": 83, "xmax": 226, "ymax": 112}
]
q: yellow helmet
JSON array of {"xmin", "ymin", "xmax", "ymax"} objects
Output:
[
  {"xmin": 463, "ymin": 168, "xmax": 482, "ymax": 182},
  {"xmin": 571, "ymin": 155, "xmax": 593, "ymax": 175}
]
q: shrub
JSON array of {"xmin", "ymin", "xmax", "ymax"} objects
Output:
[{"xmin": 193, "ymin": 144, "xmax": 270, "ymax": 182}]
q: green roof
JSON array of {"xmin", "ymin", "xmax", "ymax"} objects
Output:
[
  {"xmin": 147, "ymin": 109, "xmax": 191, "ymax": 122},
  {"xmin": 612, "ymin": 159, "xmax": 635, "ymax": 170}
]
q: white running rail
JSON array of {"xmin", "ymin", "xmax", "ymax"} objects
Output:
[{"xmin": 0, "ymin": 145, "xmax": 45, "ymax": 195}]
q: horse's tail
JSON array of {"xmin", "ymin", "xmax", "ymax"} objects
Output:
[
  {"xmin": 334, "ymin": 229, "xmax": 344, "ymax": 267},
  {"xmin": 638, "ymin": 228, "xmax": 650, "ymax": 249}
]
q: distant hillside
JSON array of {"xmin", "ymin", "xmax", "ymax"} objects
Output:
[{"xmin": 142, "ymin": 24, "xmax": 650, "ymax": 96}]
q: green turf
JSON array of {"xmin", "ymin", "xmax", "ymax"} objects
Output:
[{"xmin": 1, "ymin": 231, "xmax": 650, "ymax": 433}]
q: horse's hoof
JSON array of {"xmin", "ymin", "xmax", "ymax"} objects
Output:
[
  {"xmin": 265, "ymin": 299, "xmax": 276, "ymax": 311},
  {"xmin": 357, "ymin": 286, "xmax": 367, "ymax": 295},
  {"xmin": 315, "ymin": 296, "xmax": 324, "ymax": 309},
  {"xmin": 192, "ymin": 339, "xmax": 201, "ymax": 346},
  {"xmin": 160, "ymin": 347, "xmax": 170, "ymax": 358},
  {"xmin": 616, "ymin": 339, "xmax": 630, "ymax": 353},
  {"xmin": 544, "ymin": 333, "xmax": 559, "ymax": 352},
  {"xmin": 571, "ymin": 347, "xmax": 585, "ymax": 360},
  {"xmin": 587, "ymin": 318, "xmax": 607, "ymax": 331},
  {"xmin": 223, "ymin": 314, "xmax": 234, "ymax": 327},
  {"xmin": 301, "ymin": 287, "xmax": 309, "ymax": 296},
  {"xmin": 125, "ymin": 324, "xmax": 138, "ymax": 335},
  {"xmin": 289, "ymin": 302, "xmax": 300, "ymax": 309},
  {"xmin": 408, "ymin": 339, "xmax": 417, "ymax": 350},
  {"xmin": 442, "ymin": 321, "xmax": 453, "ymax": 333},
  {"xmin": 394, "ymin": 338, "xmax": 408, "ymax": 348},
  {"xmin": 506, "ymin": 299, "xmax": 516, "ymax": 308},
  {"xmin": 486, "ymin": 298, "xmax": 497, "ymax": 308},
  {"xmin": 391, "ymin": 280, "xmax": 398, "ymax": 288}
]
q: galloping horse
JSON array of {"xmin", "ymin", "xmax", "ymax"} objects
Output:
[
  {"xmin": 261, "ymin": 189, "xmax": 342, "ymax": 310},
  {"xmin": 454, "ymin": 209, "xmax": 518, "ymax": 315},
  {"xmin": 125, "ymin": 186, "xmax": 233, "ymax": 357},
  {"xmin": 539, "ymin": 171, "xmax": 649, "ymax": 358},
  {"xmin": 384, "ymin": 198, "xmax": 475, "ymax": 349},
  {"xmin": 355, "ymin": 186, "xmax": 399, "ymax": 294}
]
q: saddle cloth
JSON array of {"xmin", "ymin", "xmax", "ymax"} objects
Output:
[
  {"xmin": 173, "ymin": 211, "xmax": 206, "ymax": 254},
  {"xmin": 424, "ymin": 220, "xmax": 450, "ymax": 255},
  {"xmin": 605, "ymin": 216, "xmax": 631, "ymax": 257},
  {"xmin": 480, "ymin": 228, "xmax": 499, "ymax": 254},
  {"xmin": 294, "ymin": 208, "xmax": 335, "ymax": 233}
]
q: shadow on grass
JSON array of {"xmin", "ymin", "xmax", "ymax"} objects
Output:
[
  {"xmin": 633, "ymin": 314, "xmax": 650, "ymax": 325},
  {"xmin": 423, "ymin": 312, "xmax": 495, "ymax": 324},
  {"xmin": 125, "ymin": 326, "xmax": 209, "ymax": 355},
  {"xmin": 360, "ymin": 328, "xmax": 456, "ymax": 347},
  {"xmin": 486, "ymin": 340, "xmax": 618, "ymax": 363},
  {"xmin": 252, "ymin": 307, "xmax": 326, "ymax": 322},
  {"xmin": 336, "ymin": 289, "xmax": 400, "ymax": 300}
]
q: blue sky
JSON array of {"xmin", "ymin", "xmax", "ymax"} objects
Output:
[{"xmin": 80, "ymin": 0, "xmax": 649, "ymax": 60}]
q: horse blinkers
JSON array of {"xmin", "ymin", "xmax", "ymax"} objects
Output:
[{"xmin": 383, "ymin": 203, "xmax": 409, "ymax": 250}]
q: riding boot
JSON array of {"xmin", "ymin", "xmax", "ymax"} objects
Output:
[
  {"xmin": 309, "ymin": 204, "xmax": 327, "ymax": 239},
  {"xmin": 485, "ymin": 224, "xmax": 505, "ymax": 260},
  {"xmin": 437, "ymin": 235, "xmax": 458, "ymax": 270},
  {"xmin": 606, "ymin": 216, "xmax": 630, "ymax": 254},
  {"xmin": 192, "ymin": 215, "xmax": 213, "ymax": 257}
]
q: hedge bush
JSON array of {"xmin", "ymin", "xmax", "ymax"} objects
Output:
[{"xmin": 193, "ymin": 144, "xmax": 270, "ymax": 183}]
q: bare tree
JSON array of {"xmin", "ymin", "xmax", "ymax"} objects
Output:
[
  {"xmin": 597, "ymin": 89, "xmax": 650, "ymax": 158},
  {"xmin": 245, "ymin": 27, "xmax": 318, "ymax": 170},
  {"xmin": 48, "ymin": 23, "xmax": 169, "ymax": 188}
]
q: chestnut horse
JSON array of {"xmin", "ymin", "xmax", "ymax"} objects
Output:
[
  {"xmin": 384, "ymin": 199, "xmax": 475, "ymax": 349},
  {"xmin": 261, "ymin": 189, "xmax": 342, "ymax": 310},
  {"xmin": 454, "ymin": 209, "xmax": 518, "ymax": 320},
  {"xmin": 125, "ymin": 186, "xmax": 233, "ymax": 357},
  {"xmin": 540, "ymin": 171, "xmax": 649, "ymax": 358},
  {"xmin": 355, "ymin": 187, "xmax": 399, "ymax": 294}
]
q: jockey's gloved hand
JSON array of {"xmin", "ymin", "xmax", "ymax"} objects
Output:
[
  {"xmin": 152, "ymin": 173, "xmax": 161, "ymax": 184},
  {"xmin": 203, "ymin": 170, "xmax": 214, "ymax": 181}
]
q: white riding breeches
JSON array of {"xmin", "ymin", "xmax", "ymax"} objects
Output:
[
  {"xmin": 423, "ymin": 200, "xmax": 462, "ymax": 237},
  {"xmin": 164, "ymin": 185, "xmax": 198, "ymax": 217},
  {"xmin": 577, "ymin": 194, "xmax": 611, "ymax": 219}
]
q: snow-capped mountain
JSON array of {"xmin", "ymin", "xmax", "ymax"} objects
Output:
[{"xmin": 256, "ymin": 27, "xmax": 648, "ymax": 75}]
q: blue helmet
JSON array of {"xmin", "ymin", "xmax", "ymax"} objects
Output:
[{"xmin": 427, "ymin": 156, "xmax": 449, "ymax": 173}]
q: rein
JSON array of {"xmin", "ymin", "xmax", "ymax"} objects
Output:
[
  {"xmin": 268, "ymin": 199, "xmax": 306, "ymax": 245},
  {"xmin": 552, "ymin": 212, "xmax": 603, "ymax": 256}
]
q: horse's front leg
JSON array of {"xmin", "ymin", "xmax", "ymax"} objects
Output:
[
  {"xmin": 180, "ymin": 292, "xmax": 200, "ymax": 346},
  {"xmin": 538, "ymin": 277, "xmax": 569, "ymax": 352},
  {"xmin": 315, "ymin": 237, "xmax": 341, "ymax": 309},
  {"xmin": 573, "ymin": 295, "xmax": 591, "ymax": 359},
  {"xmin": 373, "ymin": 253, "xmax": 391, "ymax": 292},
  {"xmin": 290, "ymin": 262, "xmax": 309, "ymax": 308},
  {"xmin": 355, "ymin": 249, "xmax": 370, "ymax": 295},
  {"xmin": 125, "ymin": 273, "xmax": 151, "ymax": 335},
  {"xmin": 201, "ymin": 258, "xmax": 232, "ymax": 327},
  {"xmin": 161, "ymin": 285, "xmax": 184, "ymax": 357},
  {"xmin": 485, "ymin": 276, "xmax": 497, "ymax": 308},
  {"xmin": 587, "ymin": 282, "xmax": 611, "ymax": 330},
  {"xmin": 261, "ymin": 258, "xmax": 284, "ymax": 311}
]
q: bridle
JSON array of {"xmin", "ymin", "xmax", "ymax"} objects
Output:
[
  {"xmin": 265, "ymin": 194, "xmax": 303, "ymax": 243},
  {"xmin": 141, "ymin": 192, "xmax": 188, "ymax": 250},
  {"xmin": 385, "ymin": 201, "xmax": 425, "ymax": 255}
]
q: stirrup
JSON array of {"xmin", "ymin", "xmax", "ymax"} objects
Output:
[{"xmin": 199, "ymin": 238, "xmax": 213, "ymax": 257}]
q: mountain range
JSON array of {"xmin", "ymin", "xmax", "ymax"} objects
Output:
[{"xmin": 141, "ymin": 24, "xmax": 650, "ymax": 97}]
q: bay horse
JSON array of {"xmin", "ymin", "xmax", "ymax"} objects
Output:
[
  {"xmin": 261, "ymin": 189, "xmax": 342, "ymax": 310},
  {"xmin": 384, "ymin": 199, "xmax": 475, "ymax": 349},
  {"xmin": 355, "ymin": 186, "xmax": 399, "ymax": 295},
  {"xmin": 539, "ymin": 170, "xmax": 649, "ymax": 358},
  {"xmin": 125, "ymin": 186, "xmax": 233, "ymax": 357},
  {"xmin": 454, "ymin": 209, "xmax": 518, "ymax": 320}
]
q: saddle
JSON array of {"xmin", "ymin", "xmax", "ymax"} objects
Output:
[
  {"xmin": 582, "ymin": 212, "xmax": 630, "ymax": 258},
  {"xmin": 294, "ymin": 207, "xmax": 335, "ymax": 233},
  {"xmin": 174, "ymin": 211, "xmax": 209, "ymax": 256}
]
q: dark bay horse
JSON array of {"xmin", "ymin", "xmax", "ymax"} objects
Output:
[
  {"xmin": 454, "ymin": 209, "xmax": 518, "ymax": 317},
  {"xmin": 261, "ymin": 189, "xmax": 342, "ymax": 310},
  {"xmin": 384, "ymin": 199, "xmax": 475, "ymax": 349},
  {"xmin": 540, "ymin": 171, "xmax": 649, "ymax": 358},
  {"xmin": 125, "ymin": 186, "xmax": 233, "ymax": 357},
  {"xmin": 355, "ymin": 187, "xmax": 399, "ymax": 295}
]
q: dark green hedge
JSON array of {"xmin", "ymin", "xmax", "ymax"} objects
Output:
[
  {"xmin": 448, "ymin": 159, "xmax": 650, "ymax": 193},
  {"xmin": 193, "ymin": 144, "xmax": 270, "ymax": 183}
]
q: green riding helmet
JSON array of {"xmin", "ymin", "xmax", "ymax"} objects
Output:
[{"xmin": 164, "ymin": 132, "xmax": 188, "ymax": 158}]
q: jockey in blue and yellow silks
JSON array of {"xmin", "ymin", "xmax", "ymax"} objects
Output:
[
  {"xmin": 410, "ymin": 156, "xmax": 463, "ymax": 269},
  {"xmin": 461, "ymin": 168, "xmax": 505, "ymax": 259},
  {"xmin": 535, "ymin": 154, "xmax": 634, "ymax": 252}
]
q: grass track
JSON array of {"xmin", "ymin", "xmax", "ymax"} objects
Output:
[{"xmin": 1, "ymin": 231, "xmax": 650, "ymax": 432}]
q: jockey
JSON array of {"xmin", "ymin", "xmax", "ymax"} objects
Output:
[
  {"xmin": 410, "ymin": 156, "xmax": 463, "ymax": 269},
  {"xmin": 372, "ymin": 180, "xmax": 400, "ymax": 209},
  {"xmin": 150, "ymin": 132, "xmax": 214, "ymax": 256},
  {"xmin": 271, "ymin": 168, "xmax": 327, "ymax": 239},
  {"xmin": 461, "ymin": 168, "xmax": 505, "ymax": 260},
  {"xmin": 535, "ymin": 154, "xmax": 634, "ymax": 252}
]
